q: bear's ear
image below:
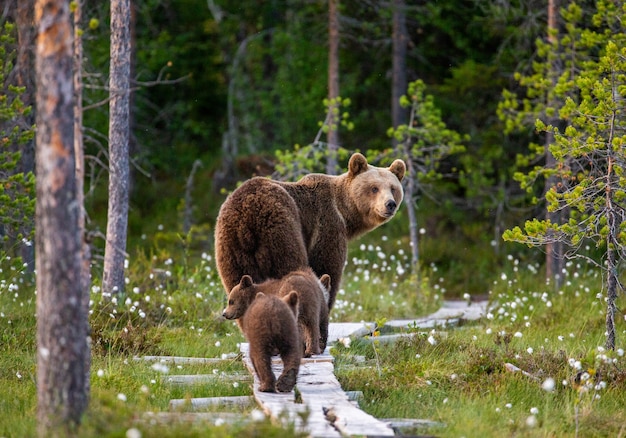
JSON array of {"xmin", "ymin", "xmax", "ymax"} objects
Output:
[
  {"xmin": 240, "ymin": 275, "xmax": 254, "ymax": 288},
  {"xmin": 255, "ymin": 292, "xmax": 265, "ymax": 299},
  {"xmin": 389, "ymin": 159, "xmax": 406, "ymax": 182},
  {"xmin": 348, "ymin": 153, "xmax": 369, "ymax": 177},
  {"xmin": 283, "ymin": 291, "xmax": 299, "ymax": 308},
  {"xmin": 320, "ymin": 274, "xmax": 331, "ymax": 291}
]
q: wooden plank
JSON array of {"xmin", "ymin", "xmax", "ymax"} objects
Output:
[
  {"xmin": 169, "ymin": 395, "xmax": 254, "ymax": 411},
  {"xmin": 239, "ymin": 342, "xmax": 394, "ymax": 437},
  {"xmin": 239, "ymin": 343, "xmax": 325, "ymax": 435},
  {"xmin": 327, "ymin": 322, "xmax": 374, "ymax": 344},
  {"xmin": 381, "ymin": 417, "xmax": 444, "ymax": 431},
  {"xmin": 297, "ymin": 360, "xmax": 394, "ymax": 436},
  {"xmin": 164, "ymin": 373, "xmax": 251, "ymax": 385},
  {"xmin": 135, "ymin": 354, "xmax": 239, "ymax": 364},
  {"xmin": 386, "ymin": 300, "xmax": 487, "ymax": 329}
]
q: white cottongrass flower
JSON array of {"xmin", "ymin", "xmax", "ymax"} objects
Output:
[
  {"xmin": 526, "ymin": 415, "xmax": 538, "ymax": 428},
  {"xmin": 530, "ymin": 407, "xmax": 539, "ymax": 415},
  {"xmin": 151, "ymin": 363, "xmax": 170, "ymax": 374},
  {"xmin": 526, "ymin": 347, "xmax": 533, "ymax": 354},
  {"xmin": 514, "ymin": 332, "xmax": 523, "ymax": 338},
  {"xmin": 427, "ymin": 335, "xmax": 437, "ymax": 346},
  {"xmin": 339, "ymin": 337, "xmax": 351, "ymax": 348},
  {"xmin": 214, "ymin": 418, "xmax": 225, "ymax": 426},
  {"xmin": 117, "ymin": 393, "xmax": 127, "ymax": 402},
  {"xmin": 542, "ymin": 378, "xmax": 556, "ymax": 392},
  {"xmin": 505, "ymin": 403, "xmax": 512, "ymax": 409},
  {"xmin": 97, "ymin": 369, "xmax": 105, "ymax": 377},
  {"xmin": 126, "ymin": 428, "xmax": 142, "ymax": 438},
  {"xmin": 251, "ymin": 409, "xmax": 265, "ymax": 421}
]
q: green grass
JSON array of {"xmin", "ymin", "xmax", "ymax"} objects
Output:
[
  {"xmin": 1, "ymin": 238, "xmax": 625, "ymax": 437},
  {"xmin": 332, "ymin": 257, "xmax": 626, "ymax": 437}
]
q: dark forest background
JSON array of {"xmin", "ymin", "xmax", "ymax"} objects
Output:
[{"xmin": 2, "ymin": 0, "xmax": 601, "ymax": 295}]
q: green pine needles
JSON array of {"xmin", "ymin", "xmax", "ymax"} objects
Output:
[
  {"xmin": 0, "ymin": 23, "xmax": 35, "ymax": 253},
  {"xmin": 502, "ymin": 1, "xmax": 626, "ymax": 350}
]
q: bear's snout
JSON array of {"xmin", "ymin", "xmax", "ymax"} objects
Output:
[
  {"xmin": 385, "ymin": 199, "xmax": 397, "ymax": 215},
  {"xmin": 222, "ymin": 309, "xmax": 232, "ymax": 319}
]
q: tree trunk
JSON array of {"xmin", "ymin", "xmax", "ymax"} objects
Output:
[
  {"xmin": 73, "ymin": 0, "xmax": 92, "ymax": 396},
  {"xmin": 544, "ymin": 130, "xmax": 563, "ymax": 285},
  {"xmin": 326, "ymin": 0, "xmax": 340, "ymax": 174},
  {"xmin": 544, "ymin": 0, "xmax": 563, "ymax": 287},
  {"xmin": 391, "ymin": 0, "xmax": 408, "ymax": 139},
  {"xmin": 605, "ymin": 209, "xmax": 618, "ymax": 351},
  {"xmin": 103, "ymin": 0, "xmax": 131, "ymax": 296},
  {"xmin": 35, "ymin": 0, "xmax": 90, "ymax": 434},
  {"xmin": 16, "ymin": 0, "xmax": 36, "ymax": 272}
]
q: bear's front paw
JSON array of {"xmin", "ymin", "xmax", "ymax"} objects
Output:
[
  {"xmin": 276, "ymin": 369, "xmax": 297, "ymax": 392},
  {"xmin": 258, "ymin": 383, "xmax": 276, "ymax": 393}
]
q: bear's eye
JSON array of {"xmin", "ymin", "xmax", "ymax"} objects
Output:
[
  {"xmin": 371, "ymin": 186, "xmax": 379, "ymax": 194},
  {"xmin": 228, "ymin": 299, "xmax": 234, "ymax": 305}
]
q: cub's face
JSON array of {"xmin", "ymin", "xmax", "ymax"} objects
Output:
[{"xmin": 222, "ymin": 275, "xmax": 256, "ymax": 320}]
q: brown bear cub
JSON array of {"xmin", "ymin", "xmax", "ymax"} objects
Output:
[
  {"xmin": 225, "ymin": 268, "xmax": 331, "ymax": 357},
  {"xmin": 223, "ymin": 291, "xmax": 301, "ymax": 392}
]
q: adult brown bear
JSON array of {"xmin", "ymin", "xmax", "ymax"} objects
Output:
[{"xmin": 215, "ymin": 152, "xmax": 405, "ymax": 310}]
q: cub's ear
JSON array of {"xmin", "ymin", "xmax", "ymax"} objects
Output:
[
  {"xmin": 255, "ymin": 292, "xmax": 265, "ymax": 299},
  {"xmin": 320, "ymin": 274, "xmax": 331, "ymax": 291},
  {"xmin": 348, "ymin": 153, "xmax": 369, "ymax": 177},
  {"xmin": 283, "ymin": 291, "xmax": 299, "ymax": 308},
  {"xmin": 240, "ymin": 275, "xmax": 254, "ymax": 288},
  {"xmin": 389, "ymin": 159, "xmax": 406, "ymax": 182}
]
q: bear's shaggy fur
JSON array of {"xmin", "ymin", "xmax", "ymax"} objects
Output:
[
  {"xmin": 225, "ymin": 268, "xmax": 331, "ymax": 357},
  {"xmin": 223, "ymin": 291, "xmax": 301, "ymax": 392},
  {"xmin": 215, "ymin": 153, "xmax": 405, "ymax": 310}
]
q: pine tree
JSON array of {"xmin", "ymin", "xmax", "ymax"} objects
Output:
[{"xmin": 504, "ymin": 0, "xmax": 626, "ymax": 350}]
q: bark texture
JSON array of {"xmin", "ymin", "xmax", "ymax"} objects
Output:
[
  {"xmin": 326, "ymin": 0, "xmax": 339, "ymax": 174},
  {"xmin": 103, "ymin": 0, "xmax": 131, "ymax": 296},
  {"xmin": 544, "ymin": 0, "xmax": 563, "ymax": 285},
  {"xmin": 35, "ymin": 0, "xmax": 90, "ymax": 434},
  {"xmin": 392, "ymin": 0, "xmax": 408, "ymax": 137}
]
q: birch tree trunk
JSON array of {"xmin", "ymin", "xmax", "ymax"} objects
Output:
[
  {"xmin": 35, "ymin": 0, "xmax": 90, "ymax": 434},
  {"xmin": 103, "ymin": 0, "xmax": 131, "ymax": 296},
  {"xmin": 326, "ymin": 0, "xmax": 340, "ymax": 175}
]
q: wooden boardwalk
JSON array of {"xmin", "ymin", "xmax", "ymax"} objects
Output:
[
  {"xmin": 163, "ymin": 300, "xmax": 487, "ymax": 437},
  {"xmin": 240, "ymin": 342, "xmax": 395, "ymax": 436}
]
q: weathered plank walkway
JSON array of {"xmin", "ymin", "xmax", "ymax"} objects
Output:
[
  {"xmin": 240, "ymin": 343, "xmax": 395, "ymax": 437},
  {"xmin": 162, "ymin": 300, "xmax": 487, "ymax": 436}
]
